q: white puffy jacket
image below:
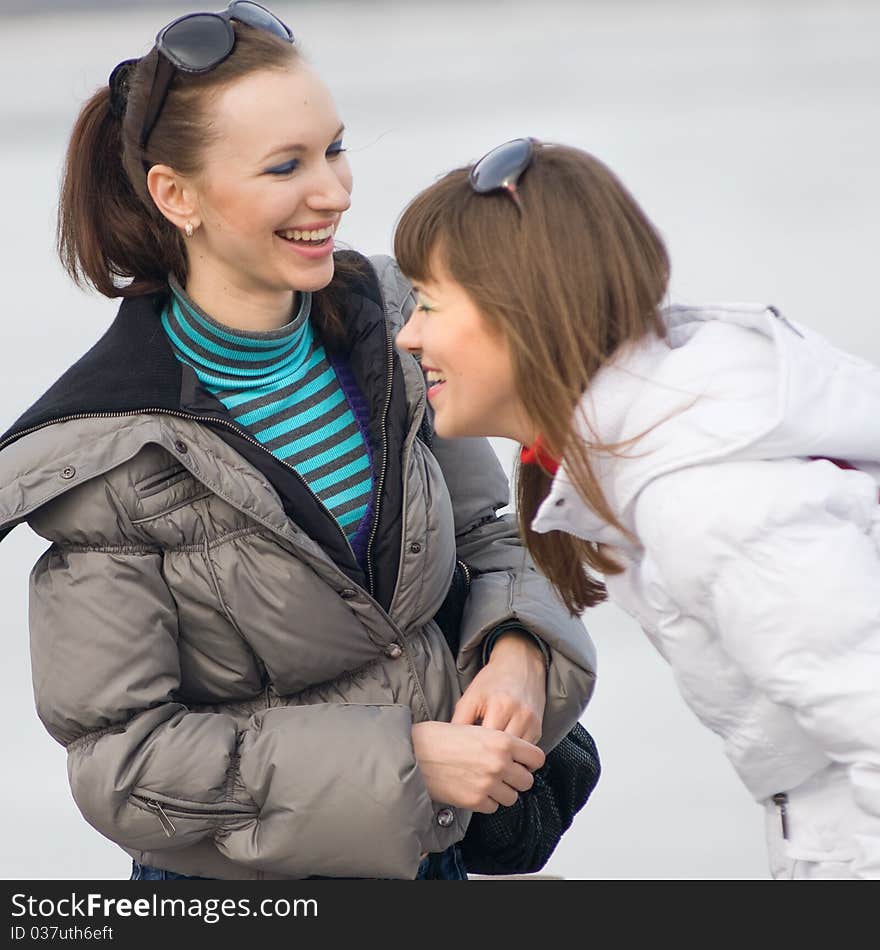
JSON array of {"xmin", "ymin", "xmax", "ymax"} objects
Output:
[{"xmin": 532, "ymin": 303, "xmax": 880, "ymax": 879}]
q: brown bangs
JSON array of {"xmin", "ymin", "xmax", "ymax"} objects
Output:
[{"xmin": 394, "ymin": 168, "xmax": 468, "ymax": 285}]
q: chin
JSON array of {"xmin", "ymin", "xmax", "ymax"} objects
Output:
[
  {"xmin": 287, "ymin": 260, "xmax": 336, "ymax": 294},
  {"xmin": 432, "ymin": 414, "xmax": 475, "ymax": 440},
  {"xmin": 431, "ymin": 414, "xmax": 456, "ymax": 439}
]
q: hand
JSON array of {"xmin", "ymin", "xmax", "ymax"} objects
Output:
[
  {"xmin": 412, "ymin": 721, "xmax": 545, "ymax": 813},
  {"xmin": 451, "ymin": 630, "xmax": 547, "ymax": 744}
]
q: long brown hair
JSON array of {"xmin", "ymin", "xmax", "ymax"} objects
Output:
[
  {"xmin": 56, "ymin": 22, "xmax": 358, "ymax": 343},
  {"xmin": 394, "ymin": 143, "xmax": 669, "ymax": 614}
]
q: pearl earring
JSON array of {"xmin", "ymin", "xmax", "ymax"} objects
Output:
[{"xmin": 184, "ymin": 221, "xmax": 194, "ymax": 238}]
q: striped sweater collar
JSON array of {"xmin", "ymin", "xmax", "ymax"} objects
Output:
[{"xmin": 163, "ymin": 276, "xmax": 314, "ymax": 389}]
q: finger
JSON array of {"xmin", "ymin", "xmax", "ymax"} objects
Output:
[
  {"xmin": 480, "ymin": 701, "xmax": 514, "ymax": 733},
  {"xmin": 504, "ymin": 709, "xmax": 542, "ymax": 745},
  {"xmin": 501, "ymin": 762, "xmax": 536, "ymax": 794},
  {"xmin": 509, "ymin": 736, "xmax": 546, "ymax": 772},
  {"xmin": 473, "ymin": 797, "xmax": 500, "ymax": 815},
  {"xmin": 489, "ymin": 781, "xmax": 520, "ymax": 808},
  {"xmin": 451, "ymin": 691, "xmax": 482, "ymax": 726}
]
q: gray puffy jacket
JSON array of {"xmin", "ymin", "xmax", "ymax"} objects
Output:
[{"xmin": 0, "ymin": 255, "xmax": 596, "ymax": 879}]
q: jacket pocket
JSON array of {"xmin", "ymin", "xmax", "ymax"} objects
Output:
[
  {"xmin": 130, "ymin": 465, "xmax": 212, "ymax": 524},
  {"xmin": 130, "ymin": 791, "xmax": 258, "ymax": 838},
  {"xmin": 134, "ymin": 464, "xmax": 192, "ymax": 498},
  {"xmin": 764, "ymin": 765, "xmax": 859, "ymax": 868}
]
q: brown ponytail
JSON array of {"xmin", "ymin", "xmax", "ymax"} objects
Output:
[
  {"xmin": 57, "ymin": 82, "xmax": 183, "ymax": 298},
  {"xmin": 515, "ymin": 460, "xmax": 612, "ymax": 614}
]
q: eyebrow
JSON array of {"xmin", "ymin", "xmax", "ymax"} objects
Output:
[{"xmin": 260, "ymin": 125, "xmax": 346, "ymax": 163}]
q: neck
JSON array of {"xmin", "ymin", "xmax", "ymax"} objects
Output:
[
  {"xmin": 506, "ymin": 407, "xmax": 541, "ymax": 448},
  {"xmin": 184, "ymin": 264, "xmax": 297, "ymax": 333}
]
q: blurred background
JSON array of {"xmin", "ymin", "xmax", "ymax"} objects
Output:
[{"xmin": 1, "ymin": 0, "xmax": 877, "ymax": 880}]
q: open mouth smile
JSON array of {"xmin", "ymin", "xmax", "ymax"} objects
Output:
[
  {"xmin": 423, "ymin": 365, "xmax": 447, "ymax": 399},
  {"xmin": 275, "ymin": 224, "xmax": 336, "ymax": 246},
  {"xmin": 274, "ymin": 222, "xmax": 337, "ymax": 259}
]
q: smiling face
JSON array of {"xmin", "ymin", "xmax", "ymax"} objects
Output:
[
  {"xmin": 395, "ymin": 256, "xmax": 536, "ymax": 443},
  {"xmin": 184, "ymin": 63, "xmax": 352, "ymax": 305}
]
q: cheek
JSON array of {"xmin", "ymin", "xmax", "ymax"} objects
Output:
[
  {"xmin": 472, "ymin": 349, "xmax": 516, "ymax": 404},
  {"xmin": 336, "ymin": 156, "xmax": 354, "ymax": 196},
  {"xmin": 201, "ymin": 181, "xmax": 274, "ymax": 236},
  {"xmin": 203, "ymin": 198, "xmax": 251, "ymax": 235}
]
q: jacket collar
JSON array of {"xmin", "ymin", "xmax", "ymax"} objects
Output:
[{"xmin": 0, "ymin": 254, "xmax": 411, "ymax": 612}]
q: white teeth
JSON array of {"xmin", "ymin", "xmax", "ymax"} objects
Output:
[
  {"xmin": 279, "ymin": 225, "xmax": 335, "ymax": 242},
  {"xmin": 425, "ymin": 370, "xmax": 447, "ymax": 384}
]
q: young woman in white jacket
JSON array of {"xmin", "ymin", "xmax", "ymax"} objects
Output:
[{"xmin": 392, "ymin": 138, "xmax": 880, "ymax": 880}]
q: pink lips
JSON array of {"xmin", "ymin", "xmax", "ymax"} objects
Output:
[
  {"xmin": 277, "ymin": 234, "xmax": 335, "ymax": 259},
  {"xmin": 275, "ymin": 219, "xmax": 338, "ymax": 260},
  {"xmin": 422, "ymin": 364, "xmax": 446, "ymax": 401}
]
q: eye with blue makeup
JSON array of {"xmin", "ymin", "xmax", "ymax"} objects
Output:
[
  {"xmin": 265, "ymin": 159, "xmax": 299, "ymax": 176},
  {"xmin": 264, "ymin": 140, "xmax": 347, "ymax": 176},
  {"xmin": 326, "ymin": 139, "xmax": 346, "ymax": 157}
]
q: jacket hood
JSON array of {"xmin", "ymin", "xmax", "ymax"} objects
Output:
[{"xmin": 534, "ymin": 302, "xmax": 880, "ymax": 545}]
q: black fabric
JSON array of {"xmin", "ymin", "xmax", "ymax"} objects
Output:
[
  {"xmin": 0, "ymin": 253, "xmax": 407, "ymax": 610},
  {"xmin": 460, "ymin": 722, "xmax": 601, "ymax": 875},
  {"xmin": 434, "ymin": 561, "xmax": 601, "ymax": 876},
  {"xmin": 327, "ymin": 254, "xmax": 407, "ymax": 611},
  {"xmin": 432, "ymin": 560, "xmax": 471, "ymax": 652}
]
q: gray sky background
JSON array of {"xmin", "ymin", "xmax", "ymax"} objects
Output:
[{"xmin": 1, "ymin": 0, "xmax": 878, "ymax": 880}]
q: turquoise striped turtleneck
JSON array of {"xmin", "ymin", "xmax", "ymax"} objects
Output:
[{"xmin": 161, "ymin": 278, "xmax": 373, "ymax": 542}]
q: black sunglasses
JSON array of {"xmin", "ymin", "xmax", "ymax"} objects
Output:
[
  {"xmin": 468, "ymin": 137, "xmax": 536, "ymax": 211},
  {"xmin": 125, "ymin": 2, "xmax": 294, "ymax": 157}
]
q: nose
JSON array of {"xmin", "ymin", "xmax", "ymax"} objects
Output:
[
  {"xmin": 395, "ymin": 306, "xmax": 424, "ymax": 355},
  {"xmin": 306, "ymin": 159, "xmax": 353, "ymax": 215}
]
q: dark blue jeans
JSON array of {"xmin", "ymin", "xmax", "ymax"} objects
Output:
[{"xmin": 131, "ymin": 845, "xmax": 468, "ymax": 881}]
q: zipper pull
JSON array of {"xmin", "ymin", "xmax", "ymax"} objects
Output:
[
  {"xmin": 771, "ymin": 792, "xmax": 789, "ymax": 840},
  {"xmin": 145, "ymin": 800, "xmax": 177, "ymax": 838}
]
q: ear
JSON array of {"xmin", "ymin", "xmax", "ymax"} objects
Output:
[{"xmin": 146, "ymin": 164, "xmax": 201, "ymax": 231}]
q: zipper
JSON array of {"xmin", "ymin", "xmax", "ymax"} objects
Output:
[
  {"xmin": 364, "ymin": 324, "xmax": 395, "ymax": 597},
  {"xmin": 131, "ymin": 793, "xmax": 257, "ymax": 838},
  {"xmin": 0, "ymin": 406, "xmax": 358, "ymax": 564},
  {"xmin": 141, "ymin": 799, "xmax": 177, "ymax": 838},
  {"xmin": 771, "ymin": 792, "xmax": 789, "ymax": 840},
  {"xmin": 457, "ymin": 559, "xmax": 472, "ymax": 593}
]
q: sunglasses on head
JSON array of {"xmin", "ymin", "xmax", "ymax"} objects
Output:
[
  {"xmin": 108, "ymin": 2, "xmax": 294, "ymax": 160},
  {"xmin": 468, "ymin": 137, "xmax": 537, "ymax": 211}
]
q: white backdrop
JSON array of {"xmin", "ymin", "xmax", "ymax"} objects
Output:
[{"xmin": 1, "ymin": 0, "xmax": 877, "ymax": 879}]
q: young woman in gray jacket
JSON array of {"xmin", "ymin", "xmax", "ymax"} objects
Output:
[{"xmin": 0, "ymin": 6, "xmax": 596, "ymax": 880}]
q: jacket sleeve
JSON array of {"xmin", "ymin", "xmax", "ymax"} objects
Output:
[
  {"xmin": 430, "ymin": 435, "xmax": 597, "ymax": 750},
  {"xmin": 634, "ymin": 458, "xmax": 880, "ymax": 878},
  {"xmin": 29, "ymin": 535, "xmax": 439, "ymax": 879},
  {"xmin": 371, "ymin": 253, "xmax": 597, "ymax": 750}
]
